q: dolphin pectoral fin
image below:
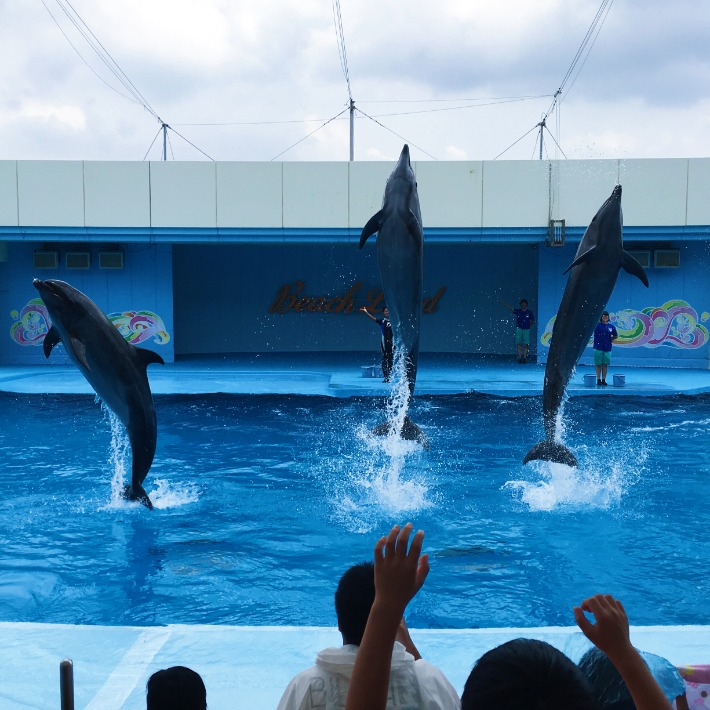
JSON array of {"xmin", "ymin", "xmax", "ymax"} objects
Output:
[
  {"xmin": 123, "ymin": 483, "xmax": 154, "ymax": 510},
  {"xmin": 134, "ymin": 346, "xmax": 165, "ymax": 369},
  {"xmin": 43, "ymin": 326, "xmax": 62, "ymax": 359},
  {"xmin": 359, "ymin": 210, "xmax": 384, "ymax": 248},
  {"xmin": 562, "ymin": 246, "xmax": 597, "ymax": 275},
  {"xmin": 405, "ymin": 210, "xmax": 423, "ymax": 243},
  {"xmin": 621, "ymin": 250, "xmax": 650, "ymax": 287},
  {"xmin": 523, "ymin": 440, "xmax": 578, "ymax": 468},
  {"xmin": 69, "ymin": 337, "xmax": 90, "ymax": 370}
]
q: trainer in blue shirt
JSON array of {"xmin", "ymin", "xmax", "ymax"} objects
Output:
[
  {"xmin": 593, "ymin": 311, "xmax": 618, "ymax": 386},
  {"xmin": 499, "ymin": 298, "xmax": 535, "ymax": 363}
]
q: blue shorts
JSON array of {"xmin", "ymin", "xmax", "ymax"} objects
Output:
[
  {"xmin": 594, "ymin": 349, "xmax": 611, "ymax": 366},
  {"xmin": 515, "ymin": 328, "xmax": 531, "ymax": 345}
]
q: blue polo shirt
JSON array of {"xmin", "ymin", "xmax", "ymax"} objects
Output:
[
  {"xmin": 594, "ymin": 322, "xmax": 618, "ymax": 352},
  {"xmin": 514, "ymin": 309, "xmax": 534, "ymax": 330}
]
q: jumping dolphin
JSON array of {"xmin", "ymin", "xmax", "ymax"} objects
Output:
[
  {"xmin": 523, "ymin": 185, "xmax": 648, "ymax": 467},
  {"xmin": 359, "ymin": 144, "xmax": 427, "ymax": 447},
  {"xmin": 33, "ymin": 279, "xmax": 164, "ymax": 508}
]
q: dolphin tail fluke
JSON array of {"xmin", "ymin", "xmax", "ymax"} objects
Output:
[
  {"xmin": 523, "ymin": 440, "xmax": 578, "ymax": 468},
  {"xmin": 401, "ymin": 415, "xmax": 429, "ymax": 450},
  {"xmin": 371, "ymin": 416, "xmax": 429, "ymax": 450},
  {"xmin": 123, "ymin": 483, "xmax": 154, "ymax": 510},
  {"xmin": 621, "ymin": 250, "xmax": 650, "ymax": 287}
]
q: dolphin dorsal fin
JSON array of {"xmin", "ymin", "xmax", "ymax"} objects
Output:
[
  {"xmin": 69, "ymin": 337, "xmax": 90, "ymax": 370},
  {"xmin": 562, "ymin": 245, "xmax": 597, "ymax": 275},
  {"xmin": 621, "ymin": 250, "xmax": 650, "ymax": 287},
  {"xmin": 134, "ymin": 346, "xmax": 165, "ymax": 369},
  {"xmin": 43, "ymin": 325, "xmax": 62, "ymax": 359},
  {"xmin": 359, "ymin": 210, "xmax": 384, "ymax": 248}
]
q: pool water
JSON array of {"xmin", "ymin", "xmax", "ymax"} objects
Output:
[{"xmin": 0, "ymin": 391, "xmax": 708, "ymax": 629}]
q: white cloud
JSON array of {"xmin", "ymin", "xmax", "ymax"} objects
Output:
[{"xmin": 0, "ymin": 0, "xmax": 709, "ymax": 161}]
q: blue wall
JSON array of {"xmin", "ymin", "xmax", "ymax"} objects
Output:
[
  {"xmin": 7, "ymin": 235, "xmax": 706, "ymax": 367},
  {"xmin": 537, "ymin": 241, "xmax": 710, "ymax": 368},
  {"xmin": 2, "ymin": 242, "xmax": 174, "ymax": 365},
  {"xmin": 171, "ymin": 242, "xmax": 539, "ymax": 356}
]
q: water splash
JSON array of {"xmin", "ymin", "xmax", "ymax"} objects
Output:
[
  {"xmin": 331, "ymin": 351, "xmax": 433, "ymax": 529},
  {"xmin": 504, "ymin": 443, "xmax": 646, "ymax": 512},
  {"xmin": 324, "ymin": 400, "xmax": 432, "ymax": 533},
  {"xmin": 98, "ymin": 404, "xmax": 197, "ymax": 510},
  {"xmin": 149, "ymin": 478, "xmax": 200, "ymax": 509},
  {"xmin": 101, "ymin": 403, "xmax": 132, "ymax": 508},
  {"xmin": 383, "ymin": 351, "xmax": 412, "ymax": 438}
]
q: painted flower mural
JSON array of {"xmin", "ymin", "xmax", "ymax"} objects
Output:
[
  {"xmin": 10, "ymin": 300, "xmax": 170, "ymax": 347},
  {"xmin": 10, "ymin": 299, "xmax": 51, "ymax": 346},
  {"xmin": 541, "ymin": 300, "xmax": 709, "ymax": 349},
  {"xmin": 108, "ymin": 311, "xmax": 170, "ymax": 346}
]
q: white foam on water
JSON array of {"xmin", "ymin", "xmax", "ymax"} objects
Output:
[
  {"xmin": 97, "ymin": 405, "xmax": 198, "ymax": 511},
  {"xmin": 149, "ymin": 478, "xmax": 200, "ymax": 509},
  {"xmin": 630, "ymin": 417, "xmax": 710, "ymax": 433},
  {"xmin": 504, "ymin": 444, "xmax": 646, "ymax": 513},
  {"xmin": 324, "ymin": 360, "xmax": 433, "ymax": 531}
]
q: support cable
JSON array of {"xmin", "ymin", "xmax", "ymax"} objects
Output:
[
  {"xmin": 354, "ymin": 107, "xmax": 437, "ymax": 160},
  {"xmin": 270, "ymin": 108, "xmax": 349, "ymax": 161},
  {"xmin": 332, "ymin": 0, "xmax": 352, "ymax": 100},
  {"xmin": 496, "ymin": 0, "xmax": 614, "ymax": 159},
  {"xmin": 142, "ymin": 127, "xmax": 163, "ymax": 161},
  {"xmin": 43, "ymin": 0, "xmax": 213, "ymax": 159}
]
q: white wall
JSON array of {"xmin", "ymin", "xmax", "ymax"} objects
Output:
[{"xmin": 2, "ymin": 157, "xmax": 710, "ymax": 231}]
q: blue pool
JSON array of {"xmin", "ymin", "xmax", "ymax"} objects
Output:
[{"xmin": 0, "ymin": 390, "xmax": 708, "ymax": 630}]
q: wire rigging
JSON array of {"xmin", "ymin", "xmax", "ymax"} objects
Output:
[
  {"xmin": 549, "ymin": 0, "xmax": 614, "ymax": 113},
  {"xmin": 43, "ymin": 0, "xmax": 213, "ymax": 160},
  {"xmin": 332, "ymin": 0, "xmax": 352, "ymax": 100},
  {"xmin": 40, "ymin": 0, "xmax": 144, "ymax": 107},
  {"xmin": 46, "ymin": 0, "xmax": 160, "ymax": 121},
  {"xmin": 355, "ymin": 107, "xmax": 437, "ymax": 160},
  {"xmin": 270, "ymin": 108, "xmax": 350, "ymax": 161},
  {"xmin": 495, "ymin": 0, "xmax": 614, "ymax": 159},
  {"xmin": 142, "ymin": 126, "xmax": 163, "ymax": 161}
]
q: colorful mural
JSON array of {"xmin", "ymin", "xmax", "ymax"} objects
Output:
[
  {"xmin": 108, "ymin": 311, "xmax": 170, "ymax": 345},
  {"xmin": 10, "ymin": 300, "xmax": 170, "ymax": 347},
  {"xmin": 9, "ymin": 299, "xmax": 51, "ymax": 346},
  {"xmin": 540, "ymin": 300, "xmax": 709, "ymax": 349}
]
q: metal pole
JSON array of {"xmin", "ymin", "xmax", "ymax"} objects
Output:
[
  {"xmin": 162, "ymin": 124, "xmax": 167, "ymax": 161},
  {"xmin": 349, "ymin": 99, "xmax": 354, "ymax": 161},
  {"xmin": 539, "ymin": 120, "xmax": 544, "ymax": 160},
  {"xmin": 60, "ymin": 659, "xmax": 74, "ymax": 710}
]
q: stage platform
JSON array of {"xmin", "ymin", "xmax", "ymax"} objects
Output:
[{"xmin": 2, "ymin": 352, "xmax": 709, "ymax": 397}]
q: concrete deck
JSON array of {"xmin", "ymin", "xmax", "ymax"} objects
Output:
[{"xmin": 2, "ymin": 352, "xmax": 709, "ymax": 397}]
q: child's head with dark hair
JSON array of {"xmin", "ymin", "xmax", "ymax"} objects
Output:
[
  {"xmin": 334, "ymin": 561, "xmax": 375, "ymax": 646},
  {"xmin": 461, "ymin": 638, "xmax": 599, "ymax": 710},
  {"xmin": 147, "ymin": 666, "xmax": 207, "ymax": 710}
]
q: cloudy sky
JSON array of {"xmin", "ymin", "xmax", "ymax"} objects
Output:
[{"xmin": 2, "ymin": 0, "xmax": 709, "ymax": 163}]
